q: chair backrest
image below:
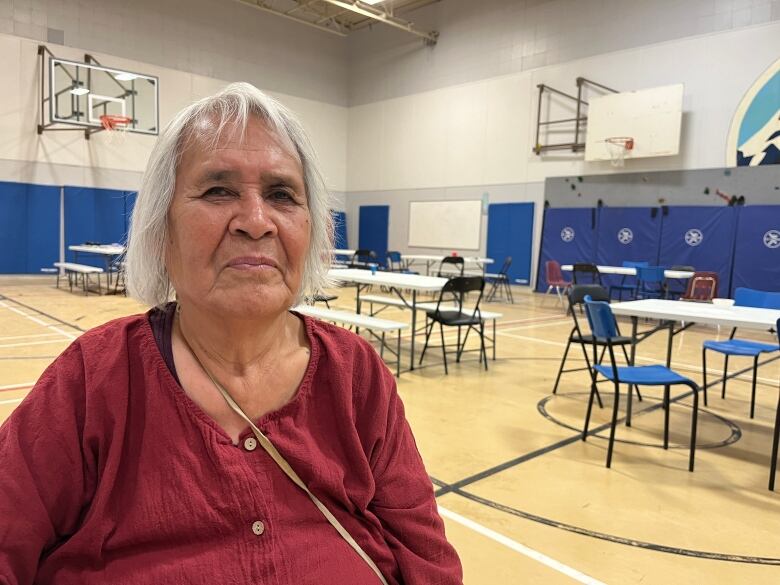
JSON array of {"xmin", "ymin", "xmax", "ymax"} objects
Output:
[
  {"xmin": 734, "ymin": 287, "xmax": 780, "ymax": 309},
  {"xmin": 387, "ymin": 251, "xmax": 401, "ymax": 262},
  {"xmin": 498, "ymin": 256, "xmax": 512, "ymax": 275},
  {"xmin": 438, "ymin": 256, "xmax": 465, "ymax": 277},
  {"xmin": 351, "ymin": 249, "xmax": 377, "ymax": 268},
  {"xmin": 546, "ymin": 260, "xmax": 564, "ymax": 283},
  {"xmin": 671, "ymin": 265, "xmax": 695, "ymax": 272},
  {"xmin": 386, "ymin": 251, "xmax": 402, "ymax": 270},
  {"xmin": 681, "ymin": 271, "xmax": 719, "ymax": 302},
  {"xmin": 583, "ymin": 296, "xmax": 619, "ymax": 339},
  {"xmin": 572, "ymin": 263, "xmax": 600, "ymax": 284},
  {"xmin": 569, "ymin": 284, "xmax": 610, "ymax": 306},
  {"xmin": 622, "ymin": 260, "xmax": 649, "ymax": 269},
  {"xmin": 436, "ymin": 276, "xmax": 485, "ymax": 317},
  {"xmin": 637, "ymin": 266, "xmax": 665, "ymax": 283}
]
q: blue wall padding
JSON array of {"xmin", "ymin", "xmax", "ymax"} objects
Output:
[
  {"xmin": 358, "ymin": 205, "xmax": 389, "ymax": 265},
  {"xmin": 487, "ymin": 202, "xmax": 534, "ymax": 284},
  {"xmin": 0, "ymin": 182, "xmax": 60, "ymax": 274},
  {"xmin": 332, "ymin": 210, "xmax": 348, "ymax": 249},
  {"xmin": 595, "ymin": 207, "xmax": 663, "ymax": 290},
  {"xmin": 124, "ymin": 191, "xmax": 137, "ymax": 241},
  {"xmin": 64, "ymin": 186, "xmax": 128, "ymax": 267},
  {"xmin": 536, "ymin": 208, "xmax": 598, "ymax": 291},
  {"xmin": 658, "ymin": 206, "xmax": 737, "ymax": 296},
  {"xmin": 26, "ymin": 185, "xmax": 61, "ymax": 273},
  {"xmin": 0, "ymin": 182, "xmax": 31, "ymax": 273},
  {"xmin": 731, "ymin": 206, "xmax": 780, "ymax": 294}
]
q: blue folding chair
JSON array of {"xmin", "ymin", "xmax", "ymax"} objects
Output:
[
  {"xmin": 386, "ymin": 251, "xmax": 417, "ymax": 274},
  {"xmin": 608, "ymin": 261, "xmax": 648, "ymax": 301},
  {"xmin": 770, "ymin": 318, "xmax": 780, "ymax": 491},
  {"xmin": 636, "ymin": 266, "xmax": 667, "ymax": 299},
  {"xmin": 582, "ymin": 296, "xmax": 700, "ymax": 471},
  {"xmin": 702, "ymin": 288, "xmax": 780, "ymax": 418}
]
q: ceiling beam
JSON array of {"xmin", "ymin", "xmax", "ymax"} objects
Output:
[
  {"xmin": 319, "ymin": 0, "xmax": 438, "ymax": 44},
  {"xmin": 233, "ymin": 0, "xmax": 348, "ymax": 37}
]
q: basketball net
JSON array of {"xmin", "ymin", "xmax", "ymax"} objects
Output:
[
  {"xmin": 99, "ymin": 115, "xmax": 132, "ymax": 145},
  {"xmin": 604, "ymin": 137, "xmax": 634, "ymax": 167}
]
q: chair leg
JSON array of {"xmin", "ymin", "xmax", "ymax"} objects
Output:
[
  {"xmin": 582, "ymin": 369, "xmax": 599, "ymax": 441},
  {"xmin": 722, "ymin": 355, "xmax": 729, "ymax": 399},
  {"xmin": 419, "ymin": 316, "xmax": 433, "ymax": 365},
  {"xmin": 689, "ymin": 383, "xmax": 699, "ymax": 472},
  {"xmin": 750, "ymin": 355, "xmax": 759, "ymax": 419},
  {"xmin": 439, "ymin": 323, "xmax": 448, "ymax": 375},
  {"xmin": 578, "ymin": 340, "xmax": 603, "ymax": 408},
  {"xmin": 606, "ymin": 381, "xmax": 621, "ymax": 468},
  {"xmin": 701, "ymin": 347, "xmax": 709, "ymax": 407},
  {"xmin": 663, "ymin": 385, "xmax": 671, "ymax": 450},
  {"xmin": 480, "ymin": 322, "xmax": 487, "ymax": 371},
  {"xmin": 552, "ymin": 336, "xmax": 573, "ymax": 395},
  {"xmin": 456, "ymin": 326, "xmax": 462, "ymax": 362},
  {"xmin": 770, "ymin": 386, "xmax": 780, "ymax": 490},
  {"xmin": 619, "ymin": 345, "xmax": 642, "ymax": 402},
  {"xmin": 546, "ymin": 285, "xmax": 553, "ymax": 295}
]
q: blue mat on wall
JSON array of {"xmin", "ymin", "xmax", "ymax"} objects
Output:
[{"xmin": 535, "ymin": 207, "xmax": 598, "ymax": 291}]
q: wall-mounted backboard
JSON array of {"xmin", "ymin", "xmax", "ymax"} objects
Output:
[
  {"xmin": 38, "ymin": 46, "xmax": 159, "ymax": 138},
  {"xmin": 585, "ymin": 83, "xmax": 684, "ymax": 162}
]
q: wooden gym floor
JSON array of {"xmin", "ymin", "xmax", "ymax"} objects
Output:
[{"xmin": 1, "ymin": 275, "xmax": 778, "ymax": 583}]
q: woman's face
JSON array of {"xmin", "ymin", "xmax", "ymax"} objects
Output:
[{"xmin": 166, "ymin": 117, "xmax": 311, "ymax": 318}]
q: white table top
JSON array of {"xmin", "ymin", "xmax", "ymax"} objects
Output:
[
  {"xmin": 332, "ymin": 249, "xmax": 355, "ymax": 256},
  {"xmin": 69, "ymin": 244, "xmax": 126, "ymax": 255},
  {"xmin": 610, "ymin": 299, "xmax": 780, "ymax": 332},
  {"xmin": 560, "ymin": 265, "xmax": 694, "ymax": 279},
  {"xmin": 402, "ymin": 254, "xmax": 494, "ymax": 265},
  {"xmin": 328, "ymin": 268, "xmax": 449, "ymax": 292}
]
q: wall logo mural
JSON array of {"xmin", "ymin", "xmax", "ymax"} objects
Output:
[
  {"xmin": 685, "ymin": 229, "xmax": 703, "ymax": 247},
  {"xmin": 763, "ymin": 230, "xmax": 780, "ymax": 249},
  {"xmin": 617, "ymin": 228, "xmax": 633, "ymax": 244},
  {"xmin": 560, "ymin": 227, "xmax": 575, "ymax": 242},
  {"xmin": 727, "ymin": 58, "xmax": 780, "ymax": 166}
]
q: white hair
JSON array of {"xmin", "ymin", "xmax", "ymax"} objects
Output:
[{"xmin": 125, "ymin": 82, "xmax": 333, "ymax": 307}]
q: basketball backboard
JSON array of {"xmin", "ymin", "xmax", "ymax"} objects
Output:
[
  {"xmin": 38, "ymin": 46, "xmax": 158, "ymax": 138},
  {"xmin": 585, "ymin": 83, "xmax": 684, "ymax": 162}
]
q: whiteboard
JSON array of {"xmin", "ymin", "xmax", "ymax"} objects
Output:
[
  {"xmin": 408, "ymin": 200, "xmax": 482, "ymax": 250},
  {"xmin": 585, "ymin": 83, "xmax": 684, "ymax": 162}
]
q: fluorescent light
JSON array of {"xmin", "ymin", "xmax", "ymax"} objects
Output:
[
  {"xmin": 113, "ymin": 72, "xmax": 138, "ymax": 81},
  {"xmin": 361, "ymin": 0, "xmax": 384, "ymax": 4},
  {"xmin": 70, "ymin": 87, "xmax": 89, "ymax": 95}
]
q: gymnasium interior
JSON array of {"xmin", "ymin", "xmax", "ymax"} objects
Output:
[{"xmin": 1, "ymin": 0, "xmax": 780, "ymax": 582}]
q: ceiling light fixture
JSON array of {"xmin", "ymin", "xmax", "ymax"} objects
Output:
[{"xmin": 69, "ymin": 87, "xmax": 89, "ymax": 95}]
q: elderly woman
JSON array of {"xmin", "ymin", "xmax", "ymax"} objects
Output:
[{"xmin": 0, "ymin": 83, "xmax": 462, "ymax": 584}]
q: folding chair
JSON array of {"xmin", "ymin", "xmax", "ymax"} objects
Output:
[
  {"xmin": 636, "ymin": 266, "xmax": 667, "ymax": 299},
  {"xmin": 582, "ymin": 296, "xmax": 700, "ymax": 471},
  {"xmin": 437, "ymin": 256, "xmax": 465, "ymax": 278},
  {"xmin": 386, "ymin": 251, "xmax": 416, "ymax": 273},
  {"xmin": 349, "ymin": 249, "xmax": 377, "ymax": 269},
  {"xmin": 608, "ymin": 261, "xmax": 648, "ymax": 301},
  {"xmin": 702, "ymin": 287, "xmax": 780, "ymax": 417},
  {"xmin": 572, "ymin": 263, "xmax": 601, "ymax": 285},
  {"xmin": 485, "ymin": 256, "xmax": 513, "ymax": 303},
  {"xmin": 552, "ymin": 285, "xmax": 640, "ymax": 408},
  {"xmin": 666, "ymin": 265, "xmax": 696, "ymax": 300},
  {"xmin": 769, "ymin": 318, "xmax": 780, "ymax": 491},
  {"xmin": 419, "ymin": 276, "xmax": 487, "ymax": 374}
]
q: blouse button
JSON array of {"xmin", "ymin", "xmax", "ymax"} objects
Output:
[
  {"xmin": 244, "ymin": 437, "xmax": 258, "ymax": 452},
  {"xmin": 252, "ymin": 520, "xmax": 265, "ymax": 536}
]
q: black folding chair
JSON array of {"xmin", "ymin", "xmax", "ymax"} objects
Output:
[
  {"xmin": 552, "ymin": 285, "xmax": 641, "ymax": 408},
  {"xmin": 436, "ymin": 256, "xmax": 465, "ymax": 277},
  {"xmin": 419, "ymin": 276, "xmax": 487, "ymax": 374},
  {"xmin": 349, "ymin": 249, "xmax": 377, "ymax": 269},
  {"xmin": 485, "ymin": 256, "xmax": 513, "ymax": 303},
  {"xmin": 572, "ymin": 263, "xmax": 601, "ymax": 285}
]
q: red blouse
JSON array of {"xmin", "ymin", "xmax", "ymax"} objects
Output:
[{"xmin": 0, "ymin": 312, "xmax": 462, "ymax": 584}]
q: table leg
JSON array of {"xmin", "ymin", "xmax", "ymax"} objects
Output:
[
  {"xmin": 627, "ymin": 316, "xmax": 638, "ymax": 427},
  {"xmin": 410, "ymin": 290, "xmax": 417, "ymax": 370}
]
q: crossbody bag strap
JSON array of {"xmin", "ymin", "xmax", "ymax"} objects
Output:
[{"xmin": 180, "ymin": 334, "xmax": 388, "ymax": 585}]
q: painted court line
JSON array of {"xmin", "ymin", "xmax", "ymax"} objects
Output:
[
  {"xmin": 0, "ymin": 301, "xmax": 78, "ymax": 341},
  {"xmin": 0, "ymin": 333, "xmax": 63, "ymax": 342},
  {"xmin": 0, "ymin": 382, "xmax": 35, "ymax": 391},
  {"xmin": 438, "ymin": 506, "xmax": 606, "ymax": 585},
  {"xmin": 0, "ymin": 397, "xmax": 25, "ymax": 406},
  {"xmin": 0, "ymin": 339, "xmax": 70, "ymax": 349}
]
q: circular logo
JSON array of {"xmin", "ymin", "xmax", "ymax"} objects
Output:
[
  {"xmin": 560, "ymin": 227, "xmax": 575, "ymax": 243},
  {"xmin": 617, "ymin": 228, "xmax": 634, "ymax": 244},
  {"xmin": 684, "ymin": 229, "xmax": 703, "ymax": 246},
  {"xmin": 764, "ymin": 230, "xmax": 780, "ymax": 249}
]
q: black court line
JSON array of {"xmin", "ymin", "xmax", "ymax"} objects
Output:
[
  {"xmin": 0, "ymin": 294, "xmax": 86, "ymax": 333},
  {"xmin": 537, "ymin": 392, "xmax": 742, "ymax": 450},
  {"xmin": 434, "ymin": 388, "xmax": 701, "ymax": 497},
  {"xmin": 450, "ymin": 488, "xmax": 780, "ymax": 566}
]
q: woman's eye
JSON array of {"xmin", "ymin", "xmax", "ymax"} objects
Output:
[
  {"xmin": 203, "ymin": 186, "xmax": 234, "ymax": 198},
  {"xmin": 271, "ymin": 189, "xmax": 295, "ymax": 202}
]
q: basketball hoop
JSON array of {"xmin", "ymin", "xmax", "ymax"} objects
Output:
[
  {"xmin": 99, "ymin": 115, "xmax": 132, "ymax": 144},
  {"xmin": 604, "ymin": 136, "xmax": 634, "ymax": 167}
]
